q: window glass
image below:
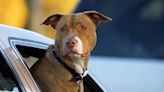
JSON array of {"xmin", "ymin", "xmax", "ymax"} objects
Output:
[{"xmin": 0, "ymin": 51, "xmax": 20, "ymax": 92}]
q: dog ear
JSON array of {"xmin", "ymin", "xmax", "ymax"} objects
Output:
[
  {"xmin": 42, "ymin": 14, "xmax": 63, "ymax": 28},
  {"xmin": 84, "ymin": 11, "xmax": 112, "ymax": 26}
]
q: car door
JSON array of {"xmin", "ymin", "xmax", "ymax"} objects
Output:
[{"xmin": 10, "ymin": 38, "xmax": 107, "ymax": 92}]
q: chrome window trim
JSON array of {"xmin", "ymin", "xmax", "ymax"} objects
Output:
[
  {"xmin": 0, "ymin": 46, "xmax": 25, "ymax": 92},
  {"xmin": 9, "ymin": 38, "xmax": 50, "ymax": 92},
  {"xmin": 9, "ymin": 38, "xmax": 50, "ymax": 49}
]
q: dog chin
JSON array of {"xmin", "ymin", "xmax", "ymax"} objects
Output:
[{"xmin": 69, "ymin": 53, "xmax": 81, "ymax": 58}]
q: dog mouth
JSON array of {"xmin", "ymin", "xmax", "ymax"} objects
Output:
[{"xmin": 68, "ymin": 50, "xmax": 89, "ymax": 57}]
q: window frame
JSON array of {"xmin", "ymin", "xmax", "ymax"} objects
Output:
[
  {"xmin": 0, "ymin": 46, "xmax": 23, "ymax": 92},
  {"xmin": 10, "ymin": 38, "xmax": 50, "ymax": 92}
]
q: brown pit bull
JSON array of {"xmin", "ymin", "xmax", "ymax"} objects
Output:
[{"xmin": 30, "ymin": 11, "xmax": 111, "ymax": 92}]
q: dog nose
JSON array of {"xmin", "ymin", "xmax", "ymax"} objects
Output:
[{"xmin": 66, "ymin": 39, "xmax": 78, "ymax": 48}]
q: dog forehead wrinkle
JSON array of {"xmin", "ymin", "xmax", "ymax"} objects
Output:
[{"xmin": 71, "ymin": 15, "xmax": 76, "ymax": 31}]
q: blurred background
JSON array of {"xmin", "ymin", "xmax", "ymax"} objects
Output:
[
  {"xmin": 1, "ymin": 0, "xmax": 164, "ymax": 92},
  {"xmin": 0, "ymin": 0, "xmax": 79, "ymax": 38}
]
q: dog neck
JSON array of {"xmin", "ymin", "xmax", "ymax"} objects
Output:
[
  {"xmin": 69, "ymin": 55, "xmax": 84, "ymax": 74},
  {"xmin": 53, "ymin": 45, "xmax": 89, "ymax": 74}
]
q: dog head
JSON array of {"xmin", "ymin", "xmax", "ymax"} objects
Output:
[{"xmin": 42, "ymin": 11, "xmax": 111, "ymax": 59}]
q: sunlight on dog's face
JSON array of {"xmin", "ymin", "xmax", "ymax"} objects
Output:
[{"xmin": 55, "ymin": 14, "xmax": 97, "ymax": 58}]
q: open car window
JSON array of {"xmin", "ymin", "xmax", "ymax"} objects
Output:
[
  {"xmin": 15, "ymin": 45, "xmax": 46, "ymax": 69},
  {"xmin": 12, "ymin": 40, "xmax": 106, "ymax": 92},
  {"xmin": 0, "ymin": 49, "xmax": 21, "ymax": 92}
]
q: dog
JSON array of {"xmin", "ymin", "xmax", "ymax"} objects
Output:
[{"xmin": 30, "ymin": 11, "xmax": 111, "ymax": 92}]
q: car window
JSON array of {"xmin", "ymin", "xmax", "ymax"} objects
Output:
[
  {"xmin": 0, "ymin": 51, "xmax": 21, "ymax": 92},
  {"xmin": 14, "ymin": 42, "xmax": 105, "ymax": 92},
  {"xmin": 15, "ymin": 45, "xmax": 46, "ymax": 69}
]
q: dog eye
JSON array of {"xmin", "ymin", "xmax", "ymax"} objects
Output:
[{"xmin": 81, "ymin": 25, "xmax": 87, "ymax": 31}]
